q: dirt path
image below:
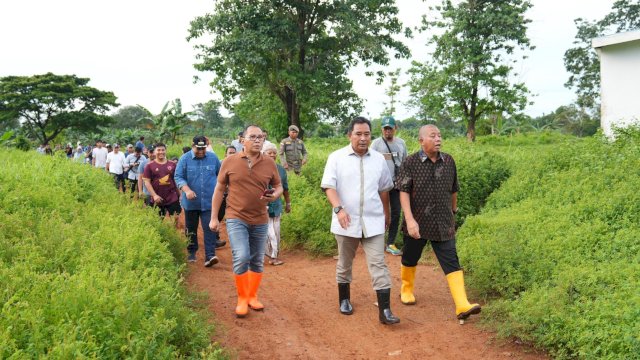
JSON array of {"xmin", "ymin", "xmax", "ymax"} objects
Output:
[{"xmin": 182, "ymin": 218, "xmax": 546, "ymax": 359}]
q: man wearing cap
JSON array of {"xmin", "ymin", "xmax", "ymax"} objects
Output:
[
  {"xmin": 175, "ymin": 136, "xmax": 223, "ymax": 267},
  {"xmin": 106, "ymin": 144, "xmax": 127, "ymax": 192},
  {"xmin": 231, "ymin": 131, "xmax": 244, "ymax": 153},
  {"xmin": 279, "ymin": 125, "xmax": 308, "ymax": 175},
  {"xmin": 371, "ymin": 116, "xmax": 408, "ymax": 256}
]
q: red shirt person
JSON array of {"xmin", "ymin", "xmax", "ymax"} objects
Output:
[{"xmin": 142, "ymin": 143, "xmax": 181, "ymax": 218}]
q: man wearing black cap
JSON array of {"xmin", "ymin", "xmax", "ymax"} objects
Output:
[
  {"xmin": 175, "ymin": 136, "xmax": 223, "ymax": 266},
  {"xmin": 279, "ymin": 125, "xmax": 308, "ymax": 175}
]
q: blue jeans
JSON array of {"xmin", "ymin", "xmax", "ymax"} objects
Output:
[
  {"xmin": 226, "ymin": 218, "xmax": 268, "ymax": 275},
  {"xmin": 185, "ymin": 210, "xmax": 218, "ymax": 260}
]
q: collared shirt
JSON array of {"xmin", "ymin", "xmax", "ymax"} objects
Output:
[
  {"xmin": 396, "ymin": 150, "xmax": 459, "ymax": 242},
  {"xmin": 106, "ymin": 151, "xmax": 126, "ymax": 174},
  {"xmin": 279, "ymin": 136, "xmax": 308, "ymax": 166},
  {"xmin": 125, "ymin": 153, "xmax": 146, "ymax": 180},
  {"xmin": 174, "ymin": 150, "xmax": 221, "ymax": 211},
  {"xmin": 217, "ymin": 150, "xmax": 281, "ymax": 225},
  {"xmin": 321, "ymin": 145, "xmax": 393, "ymax": 238}
]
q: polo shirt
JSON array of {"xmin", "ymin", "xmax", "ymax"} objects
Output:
[
  {"xmin": 218, "ymin": 150, "xmax": 281, "ymax": 225},
  {"xmin": 321, "ymin": 145, "xmax": 393, "ymax": 238}
]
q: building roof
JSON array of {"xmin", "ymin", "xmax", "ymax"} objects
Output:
[{"xmin": 592, "ymin": 29, "xmax": 640, "ymax": 49}]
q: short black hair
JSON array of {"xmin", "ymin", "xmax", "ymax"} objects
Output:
[
  {"xmin": 226, "ymin": 145, "xmax": 236, "ymax": 153},
  {"xmin": 348, "ymin": 116, "xmax": 371, "ymax": 133},
  {"xmin": 182, "ymin": 146, "xmax": 191, "ymax": 154},
  {"xmin": 154, "ymin": 143, "xmax": 166, "ymax": 149}
]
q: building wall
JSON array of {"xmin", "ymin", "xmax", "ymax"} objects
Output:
[{"xmin": 598, "ymin": 40, "xmax": 640, "ymax": 137}]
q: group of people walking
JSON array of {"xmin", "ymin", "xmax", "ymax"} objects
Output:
[
  {"xmin": 321, "ymin": 116, "xmax": 480, "ymax": 325},
  {"xmin": 55, "ymin": 117, "xmax": 479, "ymax": 325}
]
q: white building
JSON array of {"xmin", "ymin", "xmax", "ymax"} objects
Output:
[{"xmin": 592, "ymin": 30, "xmax": 640, "ymax": 137}]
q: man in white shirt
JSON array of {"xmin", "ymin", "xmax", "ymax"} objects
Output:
[
  {"xmin": 92, "ymin": 140, "xmax": 108, "ymax": 169},
  {"xmin": 320, "ymin": 116, "xmax": 399, "ymax": 325},
  {"xmin": 125, "ymin": 146, "xmax": 146, "ymax": 196},
  {"xmin": 106, "ymin": 144, "xmax": 127, "ymax": 192}
]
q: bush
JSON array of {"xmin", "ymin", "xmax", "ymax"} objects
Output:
[
  {"xmin": 458, "ymin": 132, "xmax": 640, "ymax": 359},
  {"xmin": 0, "ymin": 150, "xmax": 224, "ymax": 359}
]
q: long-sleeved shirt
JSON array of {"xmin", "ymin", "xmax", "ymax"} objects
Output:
[{"xmin": 174, "ymin": 150, "xmax": 221, "ymax": 211}]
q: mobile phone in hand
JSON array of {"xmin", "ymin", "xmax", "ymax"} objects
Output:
[{"xmin": 262, "ymin": 188, "xmax": 275, "ymax": 196}]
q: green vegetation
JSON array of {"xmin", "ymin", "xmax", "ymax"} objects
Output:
[
  {"xmin": 0, "ymin": 150, "xmax": 223, "ymax": 358},
  {"xmin": 281, "ymin": 130, "xmax": 639, "ymax": 358},
  {"xmin": 458, "ymin": 129, "xmax": 640, "ymax": 358}
]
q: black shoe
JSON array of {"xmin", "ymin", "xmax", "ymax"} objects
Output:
[
  {"xmin": 338, "ymin": 283, "xmax": 353, "ymax": 315},
  {"xmin": 204, "ymin": 256, "xmax": 219, "ymax": 267},
  {"xmin": 215, "ymin": 240, "xmax": 226, "ymax": 248},
  {"xmin": 376, "ymin": 288, "xmax": 400, "ymax": 325}
]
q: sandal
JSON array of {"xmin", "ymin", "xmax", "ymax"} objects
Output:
[{"xmin": 271, "ymin": 259, "xmax": 284, "ymax": 266}]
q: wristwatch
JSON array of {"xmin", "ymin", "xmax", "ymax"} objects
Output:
[{"xmin": 333, "ymin": 205, "xmax": 344, "ymax": 214}]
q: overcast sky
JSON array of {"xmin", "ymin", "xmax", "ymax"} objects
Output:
[{"xmin": 0, "ymin": 0, "xmax": 616, "ymax": 120}]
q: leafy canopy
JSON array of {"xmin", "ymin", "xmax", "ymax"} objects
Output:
[
  {"xmin": 0, "ymin": 73, "xmax": 118, "ymax": 145},
  {"xmin": 188, "ymin": 0, "xmax": 410, "ymax": 129},
  {"xmin": 408, "ymin": 0, "xmax": 533, "ymax": 141}
]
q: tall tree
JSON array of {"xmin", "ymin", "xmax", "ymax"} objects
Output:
[
  {"xmin": 110, "ymin": 105, "xmax": 152, "ymax": 129},
  {"xmin": 564, "ymin": 0, "xmax": 640, "ymax": 114},
  {"xmin": 191, "ymin": 100, "xmax": 224, "ymax": 131},
  {"xmin": 382, "ymin": 68, "xmax": 401, "ymax": 117},
  {"xmin": 188, "ymin": 0, "xmax": 410, "ymax": 132},
  {"xmin": 0, "ymin": 73, "xmax": 118, "ymax": 145},
  {"xmin": 407, "ymin": 0, "xmax": 533, "ymax": 141}
]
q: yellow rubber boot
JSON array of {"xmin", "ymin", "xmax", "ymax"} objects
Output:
[
  {"xmin": 400, "ymin": 265, "xmax": 417, "ymax": 305},
  {"xmin": 247, "ymin": 271, "xmax": 264, "ymax": 311},
  {"xmin": 446, "ymin": 270, "xmax": 481, "ymax": 320},
  {"xmin": 234, "ymin": 272, "xmax": 250, "ymax": 318}
]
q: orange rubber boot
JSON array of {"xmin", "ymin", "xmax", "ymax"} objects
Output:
[
  {"xmin": 234, "ymin": 272, "xmax": 249, "ymax": 318},
  {"xmin": 247, "ymin": 271, "xmax": 264, "ymax": 311}
]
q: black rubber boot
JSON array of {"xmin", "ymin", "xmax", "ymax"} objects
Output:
[
  {"xmin": 376, "ymin": 288, "xmax": 400, "ymax": 325},
  {"xmin": 338, "ymin": 283, "xmax": 353, "ymax": 315}
]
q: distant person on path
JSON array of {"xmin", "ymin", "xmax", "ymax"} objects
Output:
[
  {"xmin": 125, "ymin": 146, "xmax": 146, "ymax": 196},
  {"xmin": 262, "ymin": 143, "xmax": 291, "ymax": 266},
  {"xmin": 217, "ymin": 145, "xmax": 238, "ymax": 248},
  {"xmin": 142, "ymin": 143, "xmax": 182, "ymax": 220},
  {"xmin": 396, "ymin": 124, "xmax": 481, "ymax": 322},
  {"xmin": 92, "ymin": 140, "xmax": 108, "ymax": 169},
  {"xmin": 320, "ymin": 116, "xmax": 400, "ymax": 325},
  {"xmin": 106, "ymin": 144, "xmax": 126, "ymax": 192},
  {"xmin": 371, "ymin": 116, "xmax": 407, "ymax": 256},
  {"xmin": 279, "ymin": 125, "xmax": 307, "ymax": 175},
  {"xmin": 261, "ymin": 129, "xmax": 274, "ymax": 151},
  {"xmin": 231, "ymin": 131, "xmax": 244, "ymax": 153},
  {"xmin": 175, "ymin": 136, "xmax": 223, "ymax": 267},
  {"xmin": 137, "ymin": 145, "xmax": 155, "ymax": 206},
  {"xmin": 209, "ymin": 125, "xmax": 283, "ymax": 318},
  {"xmin": 135, "ymin": 136, "xmax": 145, "ymax": 151}
]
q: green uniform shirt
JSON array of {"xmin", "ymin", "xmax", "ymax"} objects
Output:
[{"xmin": 279, "ymin": 137, "xmax": 307, "ymax": 170}]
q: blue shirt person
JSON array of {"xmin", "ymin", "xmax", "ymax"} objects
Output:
[{"xmin": 174, "ymin": 136, "xmax": 222, "ymax": 267}]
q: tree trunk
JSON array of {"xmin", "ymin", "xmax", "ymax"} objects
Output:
[
  {"xmin": 466, "ymin": 118, "xmax": 476, "ymax": 142},
  {"xmin": 284, "ymin": 86, "xmax": 301, "ymax": 134}
]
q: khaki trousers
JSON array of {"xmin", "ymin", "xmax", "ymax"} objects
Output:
[{"xmin": 335, "ymin": 234, "xmax": 391, "ymax": 291}]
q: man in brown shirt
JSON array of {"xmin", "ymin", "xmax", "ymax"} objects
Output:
[
  {"xmin": 396, "ymin": 124, "xmax": 481, "ymax": 322},
  {"xmin": 209, "ymin": 125, "xmax": 283, "ymax": 318}
]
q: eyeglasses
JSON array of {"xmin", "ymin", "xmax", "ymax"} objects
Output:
[{"xmin": 246, "ymin": 135, "xmax": 265, "ymax": 142}]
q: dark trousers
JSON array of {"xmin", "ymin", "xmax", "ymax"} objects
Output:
[
  {"xmin": 112, "ymin": 173, "xmax": 125, "ymax": 192},
  {"xmin": 387, "ymin": 189, "xmax": 401, "ymax": 246},
  {"xmin": 401, "ymin": 234, "xmax": 461, "ymax": 275},
  {"xmin": 128, "ymin": 179, "xmax": 138, "ymax": 194},
  {"xmin": 184, "ymin": 210, "xmax": 218, "ymax": 260},
  {"xmin": 157, "ymin": 201, "xmax": 182, "ymax": 218}
]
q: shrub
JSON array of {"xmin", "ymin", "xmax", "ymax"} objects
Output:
[
  {"xmin": 0, "ymin": 150, "xmax": 224, "ymax": 359},
  {"xmin": 458, "ymin": 133, "xmax": 640, "ymax": 359}
]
